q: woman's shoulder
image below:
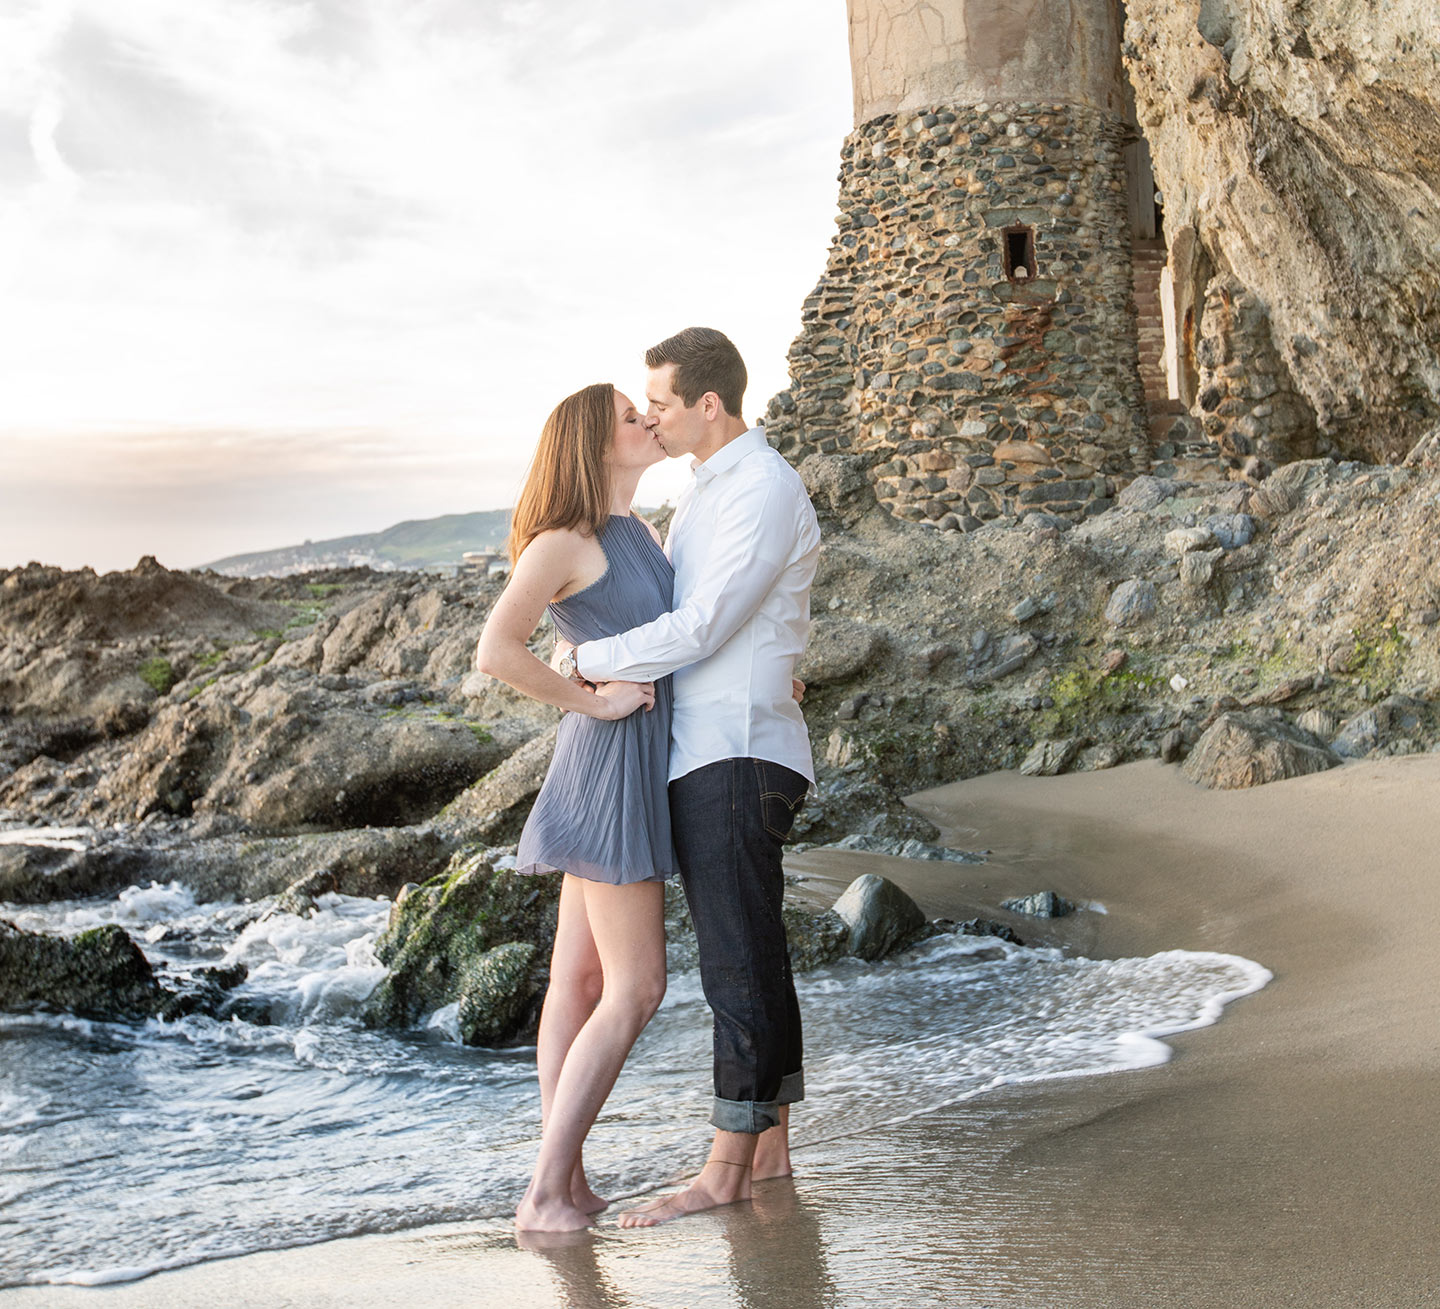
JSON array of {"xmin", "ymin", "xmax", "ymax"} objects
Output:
[
  {"xmin": 629, "ymin": 513, "xmax": 664, "ymax": 548},
  {"xmin": 521, "ymin": 524, "xmax": 597, "ymax": 560}
]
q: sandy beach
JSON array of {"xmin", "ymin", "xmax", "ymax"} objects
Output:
[{"xmin": 7, "ymin": 754, "xmax": 1439, "ymax": 1308}]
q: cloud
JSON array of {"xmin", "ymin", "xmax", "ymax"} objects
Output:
[{"xmin": 0, "ymin": 0, "xmax": 854, "ymax": 570}]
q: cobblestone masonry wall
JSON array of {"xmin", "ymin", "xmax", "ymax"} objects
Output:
[
  {"xmin": 766, "ymin": 102, "xmax": 1149, "ymax": 528},
  {"xmin": 1195, "ymin": 275, "xmax": 1320, "ymax": 476}
]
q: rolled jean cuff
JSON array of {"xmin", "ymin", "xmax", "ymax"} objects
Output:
[
  {"xmin": 711, "ymin": 1071, "xmax": 805, "ymax": 1134},
  {"xmin": 710, "ymin": 1096, "xmax": 781, "ymax": 1135}
]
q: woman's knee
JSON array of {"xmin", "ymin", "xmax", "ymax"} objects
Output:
[
  {"xmin": 606, "ymin": 969, "xmax": 666, "ymax": 1025},
  {"xmin": 549, "ymin": 962, "xmax": 604, "ymax": 1010}
]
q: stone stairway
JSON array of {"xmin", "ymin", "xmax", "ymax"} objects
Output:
[
  {"xmin": 1131, "ymin": 239, "xmax": 1229, "ymax": 480},
  {"xmin": 1132, "ymin": 238, "xmax": 1170, "ymax": 416}
]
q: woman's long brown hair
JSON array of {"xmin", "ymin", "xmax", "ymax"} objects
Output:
[{"xmin": 506, "ymin": 382, "xmax": 614, "ymax": 564}]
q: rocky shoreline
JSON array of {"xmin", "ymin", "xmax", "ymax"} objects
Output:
[{"xmin": 3, "ymin": 434, "xmax": 1437, "ymax": 1035}]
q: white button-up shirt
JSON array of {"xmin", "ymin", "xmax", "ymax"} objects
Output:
[{"xmin": 576, "ymin": 427, "xmax": 821, "ymax": 783}]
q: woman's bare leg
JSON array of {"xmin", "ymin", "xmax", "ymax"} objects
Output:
[
  {"xmin": 532, "ymin": 875, "xmax": 608, "ymax": 1211},
  {"xmin": 515, "ymin": 878, "xmax": 667, "ymax": 1232}
]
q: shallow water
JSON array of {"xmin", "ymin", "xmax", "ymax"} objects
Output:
[{"xmin": 0, "ymin": 876, "xmax": 1268, "ymax": 1288}]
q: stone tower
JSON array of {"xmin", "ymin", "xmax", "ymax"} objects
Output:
[{"xmin": 767, "ymin": 0, "xmax": 1149, "ymax": 529}]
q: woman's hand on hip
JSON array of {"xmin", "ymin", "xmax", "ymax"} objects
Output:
[{"xmin": 589, "ymin": 680, "xmax": 655, "ymax": 720}]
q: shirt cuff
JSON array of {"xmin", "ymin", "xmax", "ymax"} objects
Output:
[{"xmin": 574, "ymin": 638, "xmax": 614, "ymax": 682}]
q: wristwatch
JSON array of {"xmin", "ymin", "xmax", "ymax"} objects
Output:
[{"xmin": 558, "ymin": 649, "xmax": 579, "ymax": 681}]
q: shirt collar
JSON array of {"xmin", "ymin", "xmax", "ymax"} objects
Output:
[{"xmin": 689, "ymin": 426, "xmax": 768, "ymax": 487}]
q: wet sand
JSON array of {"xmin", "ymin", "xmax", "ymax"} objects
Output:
[{"xmin": 9, "ymin": 756, "xmax": 1440, "ymax": 1307}]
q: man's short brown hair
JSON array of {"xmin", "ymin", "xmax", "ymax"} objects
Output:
[{"xmin": 645, "ymin": 327, "xmax": 747, "ymax": 418}]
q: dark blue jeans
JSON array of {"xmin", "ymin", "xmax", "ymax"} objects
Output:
[{"xmin": 669, "ymin": 757, "xmax": 810, "ymax": 1134}]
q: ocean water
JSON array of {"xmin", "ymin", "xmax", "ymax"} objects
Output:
[{"xmin": 0, "ymin": 874, "xmax": 1270, "ymax": 1289}]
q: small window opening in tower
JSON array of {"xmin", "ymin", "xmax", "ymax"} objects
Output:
[{"xmin": 1004, "ymin": 225, "xmax": 1036, "ymax": 281}]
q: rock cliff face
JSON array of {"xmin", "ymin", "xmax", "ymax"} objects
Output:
[{"xmin": 1123, "ymin": 0, "xmax": 1440, "ymax": 461}]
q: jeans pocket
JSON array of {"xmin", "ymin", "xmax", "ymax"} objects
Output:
[{"xmin": 754, "ymin": 761, "xmax": 809, "ymax": 842}]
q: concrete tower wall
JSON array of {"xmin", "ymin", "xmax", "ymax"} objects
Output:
[{"xmin": 848, "ymin": 0, "xmax": 1128, "ymax": 122}]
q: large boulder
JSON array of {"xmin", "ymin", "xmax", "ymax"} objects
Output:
[
  {"xmin": 0, "ymin": 822, "xmax": 464, "ymax": 907},
  {"xmin": 441, "ymin": 726, "xmax": 558, "ymax": 843},
  {"xmin": 79, "ymin": 666, "xmax": 500, "ymax": 832},
  {"xmin": 831, "ymin": 873, "xmax": 927, "ymax": 962},
  {"xmin": 797, "ymin": 618, "xmax": 889, "ymax": 685},
  {"xmin": 1182, "ymin": 711, "xmax": 1342, "ymax": 790}
]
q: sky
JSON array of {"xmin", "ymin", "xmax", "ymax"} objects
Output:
[{"xmin": 0, "ymin": 0, "xmax": 854, "ymax": 572}]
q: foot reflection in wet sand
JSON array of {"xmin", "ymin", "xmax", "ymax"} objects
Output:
[
  {"xmin": 514, "ymin": 1228, "xmax": 625, "ymax": 1309},
  {"xmin": 716, "ymin": 1179, "xmax": 839, "ymax": 1309},
  {"xmin": 512, "ymin": 1178, "xmax": 837, "ymax": 1308}
]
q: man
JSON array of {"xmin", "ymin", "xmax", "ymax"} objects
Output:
[{"xmin": 558, "ymin": 326, "xmax": 821, "ymax": 1225}]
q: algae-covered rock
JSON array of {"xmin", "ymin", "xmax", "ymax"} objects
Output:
[
  {"xmin": 456, "ymin": 941, "xmax": 538, "ymax": 1046},
  {"xmin": 0, "ymin": 919, "xmax": 162, "ymax": 1020},
  {"xmin": 362, "ymin": 851, "xmax": 558, "ymax": 1044}
]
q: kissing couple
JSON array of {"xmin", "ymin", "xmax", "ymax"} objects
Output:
[{"xmin": 475, "ymin": 326, "xmax": 821, "ymax": 1231}]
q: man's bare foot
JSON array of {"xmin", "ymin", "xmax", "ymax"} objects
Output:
[
  {"xmin": 752, "ymin": 1124, "xmax": 791, "ymax": 1181},
  {"xmin": 515, "ymin": 1192, "xmax": 592, "ymax": 1232},
  {"xmin": 617, "ymin": 1161, "xmax": 752, "ymax": 1229},
  {"xmin": 752, "ymin": 1108, "xmax": 792, "ymax": 1180}
]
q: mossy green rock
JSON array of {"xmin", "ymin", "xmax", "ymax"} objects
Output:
[
  {"xmin": 0, "ymin": 919, "xmax": 162, "ymax": 1020},
  {"xmin": 456, "ymin": 941, "xmax": 537, "ymax": 1046},
  {"xmin": 362, "ymin": 851, "xmax": 559, "ymax": 1044}
]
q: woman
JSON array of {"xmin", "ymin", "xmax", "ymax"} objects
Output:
[{"xmin": 474, "ymin": 382, "xmax": 675, "ymax": 1232}]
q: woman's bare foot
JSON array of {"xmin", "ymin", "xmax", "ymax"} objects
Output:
[
  {"xmin": 617, "ymin": 1161, "xmax": 752, "ymax": 1228},
  {"xmin": 572, "ymin": 1179, "xmax": 609, "ymax": 1214},
  {"xmin": 515, "ymin": 1192, "xmax": 592, "ymax": 1232}
]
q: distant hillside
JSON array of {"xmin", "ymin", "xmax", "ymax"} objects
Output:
[{"xmin": 202, "ymin": 510, "xmax": 512, "ymax": 578}]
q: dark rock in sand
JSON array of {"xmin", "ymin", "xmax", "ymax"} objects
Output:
[
  {"xmin": 1020, "ymin": 737, "xmax": 1084, "ymax": 776},
  {"xmin": 663, "ymin": 880, "xmax": 849, "ymax": 974},
  {"xmin": 782, "ymin": 904, "xmax": 851, "ymax": 971},
  {"xmin": 823, "ymin": 833, "xmax": 984, "ymax": 864},
  {"xmin": 954, "ymin": 918, "xmax": 1024, "ymax": 946},
  {"xmin": 0, "ymin": 920, "xmax": 162, "ymax": 1020},
  {"xmin": 1001, "ymin": 890, "xmax": 1076, "ymax": 919},
  {"xmin": 831, "ymin": 873, "xmax": 927, "ymax": 961},
  {"xmin": 1331, "ymin": 695, "xmax": 1426, "ymax": 759},
  {"xmin": 1182, "ymin": 710, "xmax": 1342, "ymax": 790}
]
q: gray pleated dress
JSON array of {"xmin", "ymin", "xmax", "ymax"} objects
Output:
[{"xmin": 515, "ymin": 515, "xmax": 678, "ymax": 884}]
